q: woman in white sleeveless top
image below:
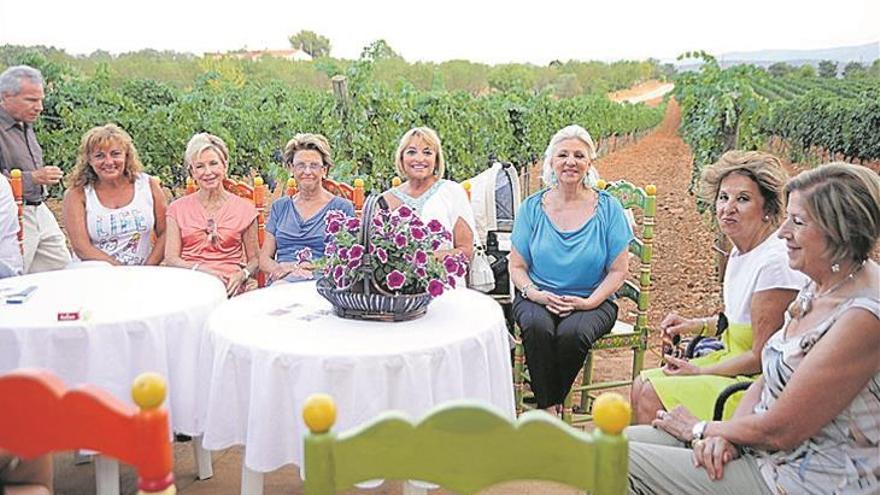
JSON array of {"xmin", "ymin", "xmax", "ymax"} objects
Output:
[{"xmin": 63, "ymin": 124, "xmax": 167, "ymax": 266}]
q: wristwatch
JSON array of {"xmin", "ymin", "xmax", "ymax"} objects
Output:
[{"xmin": 692, "ymin": 420, "xmax": 708, "ymax": 443}]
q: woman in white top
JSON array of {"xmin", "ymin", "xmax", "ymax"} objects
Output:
[
  {"xmin": 380, "ymin": 127, "xmax": 476, "ymax": 261},
  {"xmin": 62, "ymin": 124, "xmax": 167, "ymax": 266},
  {"xmin": 630, "ymin": 151, "xmax": 806, "ymax": 423},
  {"xmin": 0, "ymin": 176, "xmax": 23, "ymax": 277}
]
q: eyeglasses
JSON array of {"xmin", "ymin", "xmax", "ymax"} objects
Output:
[
  {"xmin": 290, "ymin": 162, "xmax": 325, "ymax": 172},
  {"xmin": 205, "ymin": 218, "xmax": 219, "ymax": 246}
]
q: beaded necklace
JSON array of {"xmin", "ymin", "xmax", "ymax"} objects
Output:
[{"xmin": 790, "ymin": 262, "xmax": 864, "ymax": 320}]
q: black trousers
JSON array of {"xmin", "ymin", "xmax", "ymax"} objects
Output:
[{"xmin": 513, "ymin": 294, "xmax": 618, "ymax": 408}]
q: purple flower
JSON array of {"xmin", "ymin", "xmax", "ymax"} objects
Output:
[
  {"xmin": 443, "ymin": 231, "xmax": 453, "ymax": 241},
  {"xmin": 349, "ymin": 244, "xmax": 365, "ymax": 260},
  {"xmin": 372, "ymin": 216, "xmax": 384, "ymax": 229},
  {"xmin": 443, "ymin": 256, "xmax": 460, "ymax": 275},
  {"xmin": 410, "ymin": 217, "xmax": 424, "ymax": 228},
  {"xmin": 415, "ymin": 266, "xmax": 427, "ymax": 279},
  {"xmin": 427, "ymin": 219, "xmax": 444, "ymax": 234},
  {"xmin": 326, "ymin": 210, "xmax": 345, "ymax": 223},
  {"xmin": 431, "ymin": 239, "xmax": 442, "ymax": 250},
  {"xmin": 398, "ymin": 205, "xmax": 413, "ymax": 218},
  {"xmin": 410, "ymin": 226, "xmax": 426, "ymax": 241},
  {"xmin": 345, "ymin": 218, "xmax": 360, "ymax": 233},
  {"xmin": 386, "ymin": 270, "xmax": 406, "ymax": 290},
  {"xmin": 325, "ymin": 243, "xmax": 337, "ymax": 255},
  {"xmin": 333, "ymin": 265, "xmax": 345, "ymax": 281},
  {"xmin": 427, "ymin": 279, "xmax": 445, "ymax": 297},
  {"xmin": 347, "ymin": 258, "xmax": 361, "ymax": 270},
  {"xmin": 375, "ymin": 247, "xmax": 388, "ymax": 263},
  {"xmin": 394, "ymin": 233, "xmax": 408, "ymax": 249},
  {"xmin": 446, "ymin": 275, "xmax": 457, "ymax": 289},
  {"xmin": 338, "ymin": 247, "xmax": 349, "ymax": 261},
  {"xmin": 327, "ymin": 220, "xmax": 342, "ymax": 235},
  {"xmin": 413, "ymin": 249, "xmax": 428, "ymax": 266},
  {"xmin": 456, "ymin": 263, "xmax": 467, "ymax": 277},
  {"xmin": 295, "ymin": 247, "xmax": 313, "ymax": 263}
]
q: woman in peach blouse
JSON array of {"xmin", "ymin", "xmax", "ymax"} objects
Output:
[{"xmin": 165, "ymin": 133, "xmax": 258, "ymax": 296}]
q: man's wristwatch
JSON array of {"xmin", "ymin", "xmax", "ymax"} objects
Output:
[
  {"xmin": 691, "ymin": 420, "xmax": 708, "ymax": 443},
  {"xmin": 521, "ymin": 283, "xmax": 536, "ymax": 299}
]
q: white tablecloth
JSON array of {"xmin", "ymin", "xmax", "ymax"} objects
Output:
[
  {"xmin": 0, "ymin": 266, "xmax": 227, "ymax": 434},
  {"xmin": 201, "ymin": 281, "xmax": 515, "ymax": 472}
]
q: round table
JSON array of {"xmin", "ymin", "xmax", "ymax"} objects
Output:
[
  {"xmin": 0, "ymin": 265, "xmax": 227, "ymax": 434},
  {"xmin": 201, "ymin": 281, "xmax": 515, "ymax": 476}
]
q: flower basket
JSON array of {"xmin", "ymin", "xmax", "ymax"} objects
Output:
[{"xmin": 315, "ymin": 194, "xmax": 465, "ymax": 322}]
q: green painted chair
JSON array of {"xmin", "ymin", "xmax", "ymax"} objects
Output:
[
  {"xmin": 301, "ymin": 395, "xmax": 629, "ymax": 495},
  {"xmin": 513, "ymin": 180, "xmax": 656, "ymax": 426}
]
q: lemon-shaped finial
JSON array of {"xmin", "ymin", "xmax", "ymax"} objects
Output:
[
  {"xmin": 10, "ymin": 169, "xmax": 21, "ymax": 178},
  {"xmin": 303, "ymin": 393, "xmax": 337, "ymax": 434},
  {"xmin": 254, "ymin": 176, "xmax": 264, "ymax": 186},
  {"xmin": 131, "ymin": 372, "xmax": 167, "ymax": 410},
  {"xmin": 645, "ymin": 184, "xmax": 657, "ymax": 196},
  {"xmin": 287, "ymin": 178, "xmax": 296, "ymax": 187},
  {"xmin": 596, "ymin": 179, "xmax": 607, "ymax": 190},
  {"xmin": 592, "ymin": 392, "xmax": 631, "ymax": 435},
  {"xmin": 353, "ymin": 178, "xmax": 365, "ymax": 188},
  {"xmin": 391, "ymin": 176, "xmax": 402, "ymax": 187},
  {"xmin": 462, "ymin": 180, "xmax": 471, "ymax": 192}
]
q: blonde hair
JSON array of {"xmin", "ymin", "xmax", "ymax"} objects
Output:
[
  {"xmin": 540, "ymin": 125, "xmax": 598, "ymax": 187},
  {"xmin": 785, "ymin": 162, "xmax": 880, "ymax": 264},
  {"xmin": 699, "ymin": 150, "xmax": 788, "ymax": 225},
  {"xmin": 184, "ymin": 133, "xmax": 230, "ymax": 171},
  {"xmin": 282, "ymin": 133, "xmax": 334, "ymax": 171},
  {"xmin": 394, "ymin": 127, "xmax": 446, "ymax": 179},
  {"xmin": 69, "ymin": 123, "xmax": 143, "ymax": 188}
]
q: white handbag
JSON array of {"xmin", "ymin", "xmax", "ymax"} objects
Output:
[{"xmin": 468, "ymin": 245, "xmax": 496, "ymax": 292}]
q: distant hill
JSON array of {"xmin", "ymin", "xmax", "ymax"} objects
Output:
[{"xmin": 675, "ymin": 41, "xmax": 879, "ymax": 72}]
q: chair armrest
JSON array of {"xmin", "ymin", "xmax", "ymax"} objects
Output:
[{"xmin": 713, "ymin": 381, "xmax": 752, "ymax": 421}]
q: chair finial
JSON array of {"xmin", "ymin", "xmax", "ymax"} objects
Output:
[
  {"xmin": 254, "ymin": 176, "xmax": 264, "ymax": 187},
  {"xmin": 353, "ymin": 178, "xmax": 365, "ymax": 188},
  {"xmin": 391, "ymin": 176, "xmax": 402, "ymax": 187},
  {"xmin": 10, "ymin": 169, "xmax": 22, "ymax": 178},
  {"xmin": 303, "ymin": 393, "xmax": 337, "ymax": 434},
  {"xmin": 591, "ymin": 392, "xmax": 631, "ymax": 435},
  {"xmin": 645, "ymin": 184, "xmax": 657, "ymax": 196},
  {"xmin": 596, "ymin": 179, "xmax": 608, "ymax": 190},
  {"xmin": 131, "ymin": 372, "xmax": 167, "ymax": 411}
]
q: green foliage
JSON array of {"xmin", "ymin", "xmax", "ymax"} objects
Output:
[
  {"xmin": 768, "ymin": 62, "xmax": 794, "ymax": 77},
  {"xmin": 843, "ymin": 61, "xmax": 868, "ymax": 79},
  {"xmin": 25, "ymin": 47, "xmax": 662, "ymax": 196},
  {"xmin": 288, "ymin": 30, "xmax": 331, "ymax": 58},
  {"xmin": 818, "ymin": 60, "xmax": 838, "ymax": 78}
]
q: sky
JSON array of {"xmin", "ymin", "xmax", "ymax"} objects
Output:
[{"xmin": 1, "ymin": 0, "xmax": 877, "ymax": 65}]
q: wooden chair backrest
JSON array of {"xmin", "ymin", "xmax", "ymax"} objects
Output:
[
  {"xmin": 597, "ymin": 179, "xmax": 656, "ymax": 330},
  {"xmin": 0, "ymin": 369, "xmax": 176, "ymax": 494},
  {"xmin": 186, "ymin": 176, "xmax": 269, "ymax": 287},
  {"xmin": 9, "ymin": 169, "xmax": 24, "ymax": 254},
  {"xmin": 302, "ymin": 397, "xmax": 628, "ymax": 495},
  {"xmin": 285, "ymin": 178, "xmax": 365, "ymax": 212}
]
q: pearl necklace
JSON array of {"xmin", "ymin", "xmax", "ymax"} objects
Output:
[{"xmin": 790, "ymin": 263, "xmax": 864, "ymax": 320}]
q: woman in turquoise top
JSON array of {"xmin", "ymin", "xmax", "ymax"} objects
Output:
[
  {"xmin": 259, "ymin": 133, "xmax": 354, "ymax": 283},
  {"xmin": 509, "ymin": 125, "xmax": 632, "ymax": 413}
]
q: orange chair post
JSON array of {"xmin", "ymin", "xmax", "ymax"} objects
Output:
[
  {"xmin": 254, "ymin": 176, "xmax": 268, "ymax": 287},
  {"xmin": 185, "ymin": 177, "xmax": 197, "ymax": 195},
  {"xmin": 286, "ymin": 178, "xmax": 298, "ymax": 197},
  {"xmin": 0, "ymin": 369, "xmax": 176, "ymax": 495},
  {"xmin": 352, "ymin": 178, "xmax": 365, "ymax": 212},
  {"xmin": 10, "ymin": 169, "xmax": 23, "ymax": 254}
]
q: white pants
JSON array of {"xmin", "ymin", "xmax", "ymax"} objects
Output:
[{"xmin": 23, "ymin": 203, "xmax": 71, "ymax": 273}]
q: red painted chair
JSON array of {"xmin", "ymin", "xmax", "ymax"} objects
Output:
[
  {"xmin": 9, "ymin": 169, "xmax": 24, "ymax": 254},
  {"xmin": 0, "ymin": 369, "xmax": 176, "ymax": 494},
  {"xmin": 285, "ymin": 177, "xmax": 365, "ymax": 214}
]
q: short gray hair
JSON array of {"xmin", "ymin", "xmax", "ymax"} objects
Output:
[
  {"xmin": 541, "ymin": 125, "xmax": 599, "ymax": 187},
  {"xmin": 0, "ymin": 65, "xmax": 44, "ymax": 97},
  {"xmin": 184, "ymin": 132, "xmax": 230, "ymax": 169}
]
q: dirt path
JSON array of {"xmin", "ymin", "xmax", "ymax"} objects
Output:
[{"xmin": 608, "ymin": 80, "xmax": 675, "ymax": 106}]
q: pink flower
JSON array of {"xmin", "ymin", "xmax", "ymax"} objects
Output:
[
  {"xmin": 427, "ymin": 279, "xmax": 445, "ymax": 297},
  {"xmin": 411, "ymin": 217, "xmax": 424, "ymax": 228},
  {"xmin": 347, "ymin": 258, "xmax": 361, "ymax": 270},
  {"xmin": 327, "ymin": 220, "xmax": 342, "ymax": 235},
  {"xmin": 338, "ymin": 247, "xmax": 349, "ymax": 261},
  {"xmin": 431, "ymin": 239, "xmax": 442, "ymax": 250},
  {"xmin": 427, "ymin": 219, "xmax": 444, "ymax": 233},
  {"xmin": 386, "ymin": 270, "xmax": 406, "ymax": 290},
  {"xmin": 349, "ymin": 244, "xmax": 365, "ymax": 260},
  {"xmin": 345, "ymin": 218, "xmax": 361, "ymax": 233},
  {"xmin": 443, "ymin": 256, "xmax": 460, "ymax": 275},
  {"xmin": 326, "ymin": 210, "xmax": 345, "ymax": 223},
  {"xmin": 333, "ymin": 265, "xmax": 345, "ymax": 281},
  {"xmin": 295, "ymin": 247, "xmax": 313, "ymax": 263},
  {"xmin": 372, "ymin": 216, "xmax": 384, "ymax": 229},
  {"xmin": 398, "ymin": 205, "xmax": 413, "ymax": 218},
  {"xmin": 415, "ymin": 266, "xmax": 427, "ymax": 278},
  {"xmin": 375, "ymin": 247, "xmax": 388, "ymax": 264},
  {"xmin": 410, "ymin": 226, "xmax": 426, "ymax": 241},
  {"xmin": 446, "ymin": 275, "xmax": 457, "ymax": 288},
  {"xmin": 413, "ymin": 249, "xmax": 428, "ymax": 266},
  {"xmin": 394, "ymin": 233, "xmax": 408, "ymax": 248}
]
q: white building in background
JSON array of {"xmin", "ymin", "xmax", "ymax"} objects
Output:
[{"xmin": 206, "ymin": 48, "xmax": 313, "ymax": 62}]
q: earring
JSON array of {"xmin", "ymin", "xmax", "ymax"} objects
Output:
[
  {"xmin": 549, "ymin": 171, "xmax": 558, "ymax": 186},
  {"xmin": 762, "ymin": 214, "xmax": 770, "ymax": 222},
  {"xmin": 831, "ymin": 263, "xmax": 840, "ymax": 273}
]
